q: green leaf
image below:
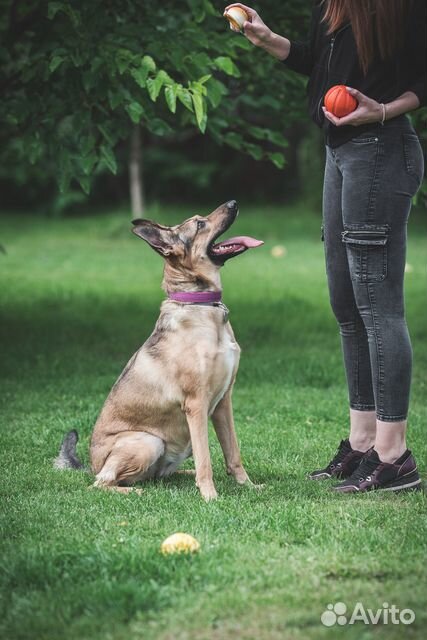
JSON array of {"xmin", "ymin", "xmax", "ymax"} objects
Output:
[
  {"xmin": 49, "ymin": 56, "xmax": 64, "ymax": 73},
  {"xmin": 48, "ymin": 2, "xmax": 80, "ymax": 26},
  {"xmin": 266, "ymin": 131, "xmax": 289, "ymax": 147},
  {"xmin": 147, "ymin": 70, "xmax": 170, "ymax": 102},
  {"xmin": 77, "ymin": 175, "xmax": 91, "ymax": 194},
  {"xmin": 244, "ymin": 143, "xmax": 263, "ymax": 161},
  {"xmin": 267, "ymin": 152, "xmax": 286, "ymax": 169},
  {"xmin": 206, "ymin": 78, "xmax": 227, "ymax": 108},
  {"xmin": 57, "ymin": 150, "xmax": 72, "ymax": 193},
  {"xmin": 100, "ymin": 145, "xmax": 117, "ymax": 174},
  {"xmin": 214, "ymin": 56, "xmax": 240, "ymax": 77},
  {"xmin": 248, "ymin": 125, "xmax": 268, "ymax": 141},
  {"xmin": 80, "ymin": 135, "xmax": 96, "ymax": 157},
  {"xmin": 189, "ymin": 80, "xmax": 207, "ymax": 97},
  {"xmin": 177, "ymin": 86, "xmax": 194, "ymax": 112},
  {"xmin": 203, "ymin": 0, "xmax": 217, "ymax": 16},
  {"xmin": 230, "ymin": 37, "xmax": 252, "ymax": 50},
  {"xmin": 116, "ymin": 59, "xmax": 129, "ymax": 75},
  {"xmin": 187, "ymin": 52, "xmax": 212, "ymax": 72},
  {"xmin": 131, "ymin": 57, "xmax": 159, "ymax": 91},
  {"xmin": 141, "ymin": 55, "xmax": 156, "ymax": 73},
  {"xmin": 146, "ymin": 118, "xmax": 173, "ymax": 136},
  {"xmin": 126, "ymin": 102, "xmax": 144, "ymax": 124},
  {"xmin": 145, "ymin": 80, "xmax": 157, "ymax": 101},
  {"xmin": 58, "ymin": 172, "xmax": 71, "ymax": 194},
  {"xmin": 164, "ymin": 84, "xmax": 178, "ymax": 114},
  {"xmin": 131, "ymin": 67, "xmax": 148, "ymax": 88},
  {"xmin": 188, "ymin": 0, "xmax": 205, "ymax": 23},
  {"xmin": 28, "ymin": 139, "xmax": 43, "ymax": 164},
  {"xmin": 247, "ymin": 126, "xmax": 288, "ymax": 148},
  {"xmin": 191, "ymin": 92, "xmax": 207, "ymax": 133},
  {"xmin": 80, "ymin": 151, "xmax": 97, "ymax": 175},
  {"xmin": 97, "ymin": 124, "xmax": 115, "ymax": 146},
  {"xmin": 47, "ymin": 2, "xmax": 65, "ymax": 20},
  {"xmin": 224, "ymin": 132, "xmax": 243, "ymax": 149},
  {"xmin": 115, "ymin": 49, "xmax": 134, "ymax": 75},
  {"xmin": 108, "ymin": 90, "xmax": 123, "ymax": 110}
]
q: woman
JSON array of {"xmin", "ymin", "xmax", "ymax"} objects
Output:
[{"xmin": 225, "ymin": 1, "xmax": 426, "ymax": 492}]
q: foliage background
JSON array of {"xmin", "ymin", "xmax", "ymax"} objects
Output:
[{"xmin": 1, "ymin": 0, "xmax": 328, "ymax": 213}]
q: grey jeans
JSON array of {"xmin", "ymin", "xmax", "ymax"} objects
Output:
[{"xmin": 322, "ymin": 115, "xmax": 424, "ymax": 422}]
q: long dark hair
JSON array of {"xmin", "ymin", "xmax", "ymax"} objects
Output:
[{"xmin": 322, "ymin": 0, "xmax": 411, "ymax": 74}]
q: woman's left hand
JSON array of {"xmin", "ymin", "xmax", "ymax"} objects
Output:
[{"xmin": 323, "ymin": 87, "xmax": 383, "ymax": 127}]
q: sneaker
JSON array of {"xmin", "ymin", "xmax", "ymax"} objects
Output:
[
  {"xmin": 333, "ymin": 449, "xmax": 422, "ymax": 493},
  {"xmin": 308, "ymin": 439, "xmax": 366, "ymax": 480}
]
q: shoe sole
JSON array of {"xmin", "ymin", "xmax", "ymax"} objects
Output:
[
  {"xmin": 333, "ymin": 476, "xmax": 422, "ymax": 493},
  {"xmin": 308, "ymin": 472, "xmax": 332, "ymax": 480},
  {"xmin": 380, "ymin": 478, "xmax": 422, "ymax": 492}
]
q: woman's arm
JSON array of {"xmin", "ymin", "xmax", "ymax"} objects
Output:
[
  {"xmin": 224, "ymin": 3, "xmax": 290, "ymax": 59},
  {"xmin": 259, "ymin": 31, "xmax": 291, "ymax": 61},
  {"xmin": 323, "ymin": 89, "xmax": 421, "ymax": 127}
]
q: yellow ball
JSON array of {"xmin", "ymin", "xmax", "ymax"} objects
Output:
[
  {"xmin": 160, "ymin": 532, "xmax": 200, "ymax": 555},
  {"xmin": 271, "ymin": 245, "xmax": 287, "ymax": 258}
]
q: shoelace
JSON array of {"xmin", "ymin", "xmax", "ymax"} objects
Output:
[
  {"xmin": 328, "ymin": 440, "xmax": 352, "ymax": 471},
  {"xmin": 346, "ymin": 455, "xmax": 380, "ymax": 484}
]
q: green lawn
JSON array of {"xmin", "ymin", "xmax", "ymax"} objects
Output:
[{"xmin": 0, "ymin": 204, "xmax": 426, "ymax": 640}]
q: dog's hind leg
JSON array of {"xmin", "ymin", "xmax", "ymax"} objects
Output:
[{"xmin": 93, "ymin": 431, "xmax": 165, "ymax": 490}]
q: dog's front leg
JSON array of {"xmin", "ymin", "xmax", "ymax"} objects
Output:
[
  {"xmin": 211, "ymin": 391, "xmax": 251, "ymax": 485},
  {"xmin": 184, "ymin": 399, "xmax": 217, "ymax": 501}
]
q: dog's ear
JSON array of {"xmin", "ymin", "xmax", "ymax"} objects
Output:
[{"xmin": 132, "ymin": 219, "xmax": 175, "ymax": 256}]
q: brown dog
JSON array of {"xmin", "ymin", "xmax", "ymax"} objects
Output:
[{"xmin": 55, "ymin": 200, "xmax": 263, "ymax": 500}]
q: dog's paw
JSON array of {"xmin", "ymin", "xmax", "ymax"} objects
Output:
[
  {"xmin": 244, "ymin": 480, "xmax": 265, "ymax": 491},
  {"xmin": 199, "ymin": 484, "xmax": 218, "ymax": 502}
]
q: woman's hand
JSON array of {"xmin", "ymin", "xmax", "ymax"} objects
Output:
[
  {"xmin": 224, "ymin": 3, "xmax": 272, "ymax": 47},
  {"xmin": 323, "ymin": 87, "xmax": 384, "ymax": 127}
]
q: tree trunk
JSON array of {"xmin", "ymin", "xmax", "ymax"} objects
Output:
[{"xmin": 129, "ymin": 125, "xmax": 145, "ymax": 217}]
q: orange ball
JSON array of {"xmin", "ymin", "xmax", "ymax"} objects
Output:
[{"xmin": 324, "ymin": 85, "xmax": 358, "ymax": 118}]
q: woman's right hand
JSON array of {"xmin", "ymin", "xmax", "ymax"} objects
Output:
[{"xmin": 223, "ymin": 4, "xmax": 272, "ymax": 48}]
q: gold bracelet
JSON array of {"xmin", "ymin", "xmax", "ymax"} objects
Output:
[{"xmin": 380, "ymin": 103, "xmax": 386, "ymax": 125}]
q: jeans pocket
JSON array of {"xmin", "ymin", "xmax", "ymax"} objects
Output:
[
  {"xmin": 342, "ymin": 225, "xmax": 389, "ymax": 283},
  {"xmin": 403, "ymin": 133, "xmax": 425, "ymax": 190}
]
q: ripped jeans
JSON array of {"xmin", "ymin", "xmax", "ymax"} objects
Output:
[{"xmin": 322, "ymin": 115, "xmax": 424, "ymax": 422}]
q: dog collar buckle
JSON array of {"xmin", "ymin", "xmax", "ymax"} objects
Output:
[{"xmin": 213, "ymin": 301, "xmax": 229, "ymax": 323}]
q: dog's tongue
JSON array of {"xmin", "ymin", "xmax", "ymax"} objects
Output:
[{"xmin": 221, "ymin": 236, "xmax": 264, "ymax": 248}]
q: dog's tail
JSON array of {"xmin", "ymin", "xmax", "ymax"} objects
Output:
[{"xmin": 54, "ymin": 429, "xmax": 84, "ymax": 470}]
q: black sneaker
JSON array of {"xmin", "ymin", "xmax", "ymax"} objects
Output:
[
  {"xmin": 308, "ymin": 439, "xmax": 366, "ymax": 480},
  {"xmin": 333, "ymin": 448, "xmax": 422, "ymax": 493}
]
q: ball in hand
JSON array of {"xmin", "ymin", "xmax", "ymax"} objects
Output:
[
  {"xmin": 324, "ymin": 85, "xmax": 358, "ymax": 118},
  {"xmin": 224, "ymin": 6, "xmax": 249, "ymax": 31}
]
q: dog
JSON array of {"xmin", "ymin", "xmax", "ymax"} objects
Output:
[{"xmin": 55, "ymin": 200, "xmax": 263, "ymax": 500}]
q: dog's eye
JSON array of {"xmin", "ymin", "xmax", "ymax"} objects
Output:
[{"xmin": 197, "ymin": 220, "xmax": 206, "ymax": 231}]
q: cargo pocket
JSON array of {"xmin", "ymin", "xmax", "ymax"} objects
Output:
[
  {"xmin": 403, "ymin": 133, "xmax": 424, "ymax": 191},
  {"xmin": 341, "ymin": 225, "xmax": 389, "ymax": 283}
]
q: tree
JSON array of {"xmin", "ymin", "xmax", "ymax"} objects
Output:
[{"xmin": 1, "ymin": 0, "xmax": 311, "ymax": 199}]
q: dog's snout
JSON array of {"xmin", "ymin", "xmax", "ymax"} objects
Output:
[{"xmin": 227, "ymin": 200, "xmax": 238, "ymax": 211}]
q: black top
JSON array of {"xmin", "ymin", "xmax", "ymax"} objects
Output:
[{"xmin": 282, "ymin": 0, "xmax": 427, "ymax": 147}]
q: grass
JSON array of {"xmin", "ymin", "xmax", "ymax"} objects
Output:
[{"xmin": 0, "ymin": 203, "xmax": 426, "ymax": 640}]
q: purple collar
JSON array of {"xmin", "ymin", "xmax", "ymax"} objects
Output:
[{"xmin": 167, "ymin": 291, "xmax": 222, "ymax": 304}]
